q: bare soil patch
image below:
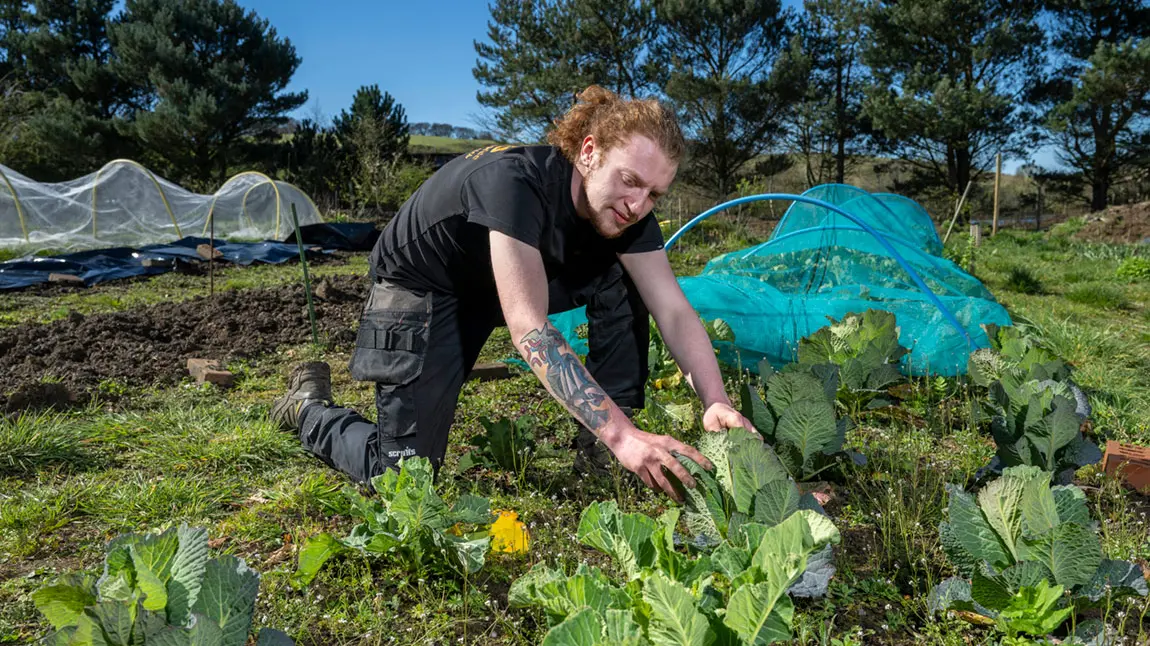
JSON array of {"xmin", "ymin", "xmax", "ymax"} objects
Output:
[
  {"xmin": 1074, "ymin": 201, "xmax": 1150, "ymax": 244},
  {"xmin": 0, "ymin": 276, "xmax": 368, "ymax": 412}
]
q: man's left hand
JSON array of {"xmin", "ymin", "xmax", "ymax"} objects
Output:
[{"xmin": 702, "ymin": 402, "xmax": 759, "ymax": 438}]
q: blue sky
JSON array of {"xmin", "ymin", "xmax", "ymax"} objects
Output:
[
  {"xmin": 238, "ymin": 0, "xmax": 1051, "ymax": 172},
  {"xmin": 238, "ymin": 0, "xmax": 496, "ymax": 129}
]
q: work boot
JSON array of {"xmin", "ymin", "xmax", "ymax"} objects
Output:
[
  {"xmin": 270, "ymin": 361, "xmax": 333, "ymax": 431},
  {"xmin": 572, "ymin": 406, "xmax": 633, "ymax": 477}
]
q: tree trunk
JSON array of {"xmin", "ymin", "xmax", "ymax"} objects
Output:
[
  {"xmin": 834, "ymin": 63, "xmax": 845, "ymax": 184},
  {"xmin": 955, "ymin": 146, "xmax": 971, "ymax": 199},
  {"xmin": 946, "ymin": 145, "xmax": 958, "ymax": 192},
  {"xmin": 1090, "ymin": 110, "xmax": 1113, "ymax": 212},
  {"xmin": 1090, "ymin": 174, "xmax": 1109, "ymax": 212}
]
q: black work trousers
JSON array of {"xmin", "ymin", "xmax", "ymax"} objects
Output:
[{"xmin": 296, "ymin": 262, "xmax": 650, "ymax": 484}]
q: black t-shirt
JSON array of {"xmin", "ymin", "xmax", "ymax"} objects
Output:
[{"xmin": 370, "ymin": 144, "xmax": 665, "ymax": 298}]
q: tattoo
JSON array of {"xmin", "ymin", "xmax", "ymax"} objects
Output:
[{"xmin": 519, "ymin": 324, "xmax": 610, "ymax": 430}]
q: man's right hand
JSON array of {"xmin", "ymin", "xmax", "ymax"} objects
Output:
[{"xmin": 601, "ymin": 423, "xmax": 713, "ymax": 503}]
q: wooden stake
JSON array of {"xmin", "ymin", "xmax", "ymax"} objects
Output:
[
  {"xmin": 942, "ymin": 180, "xmax": 973, "ymax": 245},
  {"xmin": 291, "ymin": 203, "xmax": 319, "ymax": 346},
  {"xmin": 970, "ymin": 222, "xmax": 982, "ymax": 246},
  {"xmin": 992, "ymin": 153, "xmax": 1001, "ymax": 236},
  {"xmin": 209, "ymin": 212, "xmax": 215, "ymax": 297}
]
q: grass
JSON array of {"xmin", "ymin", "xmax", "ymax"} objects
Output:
[
  {"xmin": 1065, "ymin": 283, "xmax": 1131, "ymax": 309},
  {"xmin": 2, "ymin": 221, "xmax": 1149, "ymax": 644},
  {"xmin": 409, "ymin": 135, "xmax": 500, "ymax": 155}
]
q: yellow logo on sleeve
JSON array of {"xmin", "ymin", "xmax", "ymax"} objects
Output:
[{"xmin": 465, "ymin": 144, "xmax": 514, "ymax": 160}]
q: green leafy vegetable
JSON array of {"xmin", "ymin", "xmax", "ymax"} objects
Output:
[
  {"xmin": 739, "ymin": 368, "xmax": 860, "ymax": 481},
  {"xmin": 979, "ymin": 372, "xmax": 1101, "ymax": 482},
  {"xmin": 796, "ymin": 309, "xmax": 909, "ymax": 412},
  {"xmin": 969, "ymin": 324, "xmax": 1072, "ymax": 387},
  {"xmin": 994, "ymin": 580, "xmax": 1074, "ymax": 640},
  {"xmin": 457, "ymin": 414, "xmax": 539, "ymax": 473},
  {"xmin": 293, "ymin": 456, "xmax": 493, "ymax": 587},
  {"xmin": 931, "ymin": 466, "xmax": 1147, "ymax": 633},
  {"xmin": 510, "ymin": 497, "xmax": 840, "ymax": 645},
  {"xmin": 32, "ymin": 525, "xmax": 292, "ymax": 645}
]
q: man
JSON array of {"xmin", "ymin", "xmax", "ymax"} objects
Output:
[{"xmin": 271, "ymin": 85, "xmax": 753, "ymax": 502}]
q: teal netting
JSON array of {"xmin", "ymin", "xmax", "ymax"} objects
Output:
[{"xmin": 549, "ymin": 184, "xmax": 1012, "ymax": 377}]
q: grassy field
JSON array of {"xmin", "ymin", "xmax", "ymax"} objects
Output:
[
  {"xmin": 1, "ymin": 216, "xmax": 1148, "ymax": 644},
  {"xmin": 409, "ymin": 135, "xmax": 500, "ymax": 155}
]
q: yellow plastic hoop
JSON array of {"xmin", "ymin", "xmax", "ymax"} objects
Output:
[
  {"xmin": 0, "ymin": 165, "xmax": 28, "ymax": 242},
  {"xmin": 203, "ymin": 173, "xmax": 321, "ymax": 240},
  {"xmin": 203, "ymin": 171, "xmax": 282, "ymax": 239},
  {"xmin": 90, "ymin": 159, "xmax": 181, "ymax": 239}
]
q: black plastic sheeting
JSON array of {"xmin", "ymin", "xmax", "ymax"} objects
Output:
[{"xmin": 0, "ymin": 222, "xmax": 380, "ymax": 291}]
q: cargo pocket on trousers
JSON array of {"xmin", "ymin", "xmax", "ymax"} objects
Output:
[{"xmin": 347, "ymin": 279, "xmax": 432, "ymax": 385}]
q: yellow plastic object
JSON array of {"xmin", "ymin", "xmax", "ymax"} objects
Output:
[
  {"xmin": 0, "ymin": 165, "xmax": 28, "ymax": 242},
  {"xmin": 489, "ymin": 510, "xmax": 530, "ymax": 554},
  {"xmin": 90, "ymin": 159, "xmax": 181, "ymax": 239},
  {"xmin": 203, "ymin": 171, "xmax": 279, "ymax": 237}
]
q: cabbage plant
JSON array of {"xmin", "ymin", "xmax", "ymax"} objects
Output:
[
  {"xmin": 32, "ymin": 525, "xmax": 293, "ymax": 645},
  {"xmin": 510, "ymin": 500, "xmax": 840, "ymax": 645},
  {"xmin": 931, "ymin": 466, "xmax": 1147, "ymax": 641}
]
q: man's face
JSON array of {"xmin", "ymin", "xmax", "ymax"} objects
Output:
[{"xmin": 575, "ymin": 134, "xmax": 677, "ymax": 239}]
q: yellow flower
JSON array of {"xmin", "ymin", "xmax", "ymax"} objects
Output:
[{"xmin": 489, "ymin": 510, "xmax": 530, "ymax": 554}]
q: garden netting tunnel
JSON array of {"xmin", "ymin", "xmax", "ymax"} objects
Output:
[
  {"xmin": 552, "ymin": 184, "xmax": 1013, "ymax": 377},
  {"xmin": 0, "ymin": 160, "xmax": 324, "ymax": 251}
]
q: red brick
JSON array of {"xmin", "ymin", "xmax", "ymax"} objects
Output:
[
  {"xmin": 48, "ymin": 273, "xmax": 84, "ymax": 285},
  {"xmin": 196, "ymin": 244, "xmax": 223, "ymax": 261},
  {"xmin": 468, "ymin": 362, "xmax": 512, "ymax": 382},
  {"xmin": 200, "ymin": 369, "xmax": 234, "ymax": 387},
  {"xmin": 1103, "ymin": 440, "xmax": 1150, "ymax": 494},
  {"xmin": 186, "ymin": 358, "xmax": 221, "ymax": 381}
]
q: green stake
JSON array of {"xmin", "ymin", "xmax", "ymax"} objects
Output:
[{"xmin": 291, "ymin": 203, "xmax": 319, "ymax": 346}]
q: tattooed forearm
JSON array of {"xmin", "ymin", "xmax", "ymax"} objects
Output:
[{"xmin": 519, "ymin": 324, "xmax": 611, "ymax": 431}]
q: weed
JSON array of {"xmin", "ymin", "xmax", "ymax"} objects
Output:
[{"xmin": 1004, "ymin": 266, "xmax": 1044, "ymax": 294}]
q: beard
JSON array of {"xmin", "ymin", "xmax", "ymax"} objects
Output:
[{"xmin": 576, "ymin": 168, "xmax": 624, "ymax": 239}]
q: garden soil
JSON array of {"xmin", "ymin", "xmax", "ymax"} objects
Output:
[
  {"xmin": 1073, "ymin": 200, "xmax": 1150, "ymax": 244},
  {"xmin": 0, "ymin": 276, "xmax": 368, "ymax": 412}
]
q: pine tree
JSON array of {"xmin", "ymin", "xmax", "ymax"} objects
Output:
[
  {"xmin": 792, "ymin": 0, "xmax": 872, "ymax": 186},
  {"xmin": 1036, "ymin": 0, "xmax": 1150, "ymax": 211},
  {"xmin": 111, "ymin": 0, "xmax": 306, "ymax": 187},
  {"xmin": 862, "ymin": 0, "xmax": 1043, "ymax": 194},
  {"xmin": 651, "ymin": 0, "xmax": 806, "ymax": 197},
  {"xmin": 473, "ymin": 0, "xmax": 656, "ymax": 142}
]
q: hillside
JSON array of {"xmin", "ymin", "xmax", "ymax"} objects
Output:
[{"xmin": 409, "ymin": 134, "xmax": 500, "ymax": 154}]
